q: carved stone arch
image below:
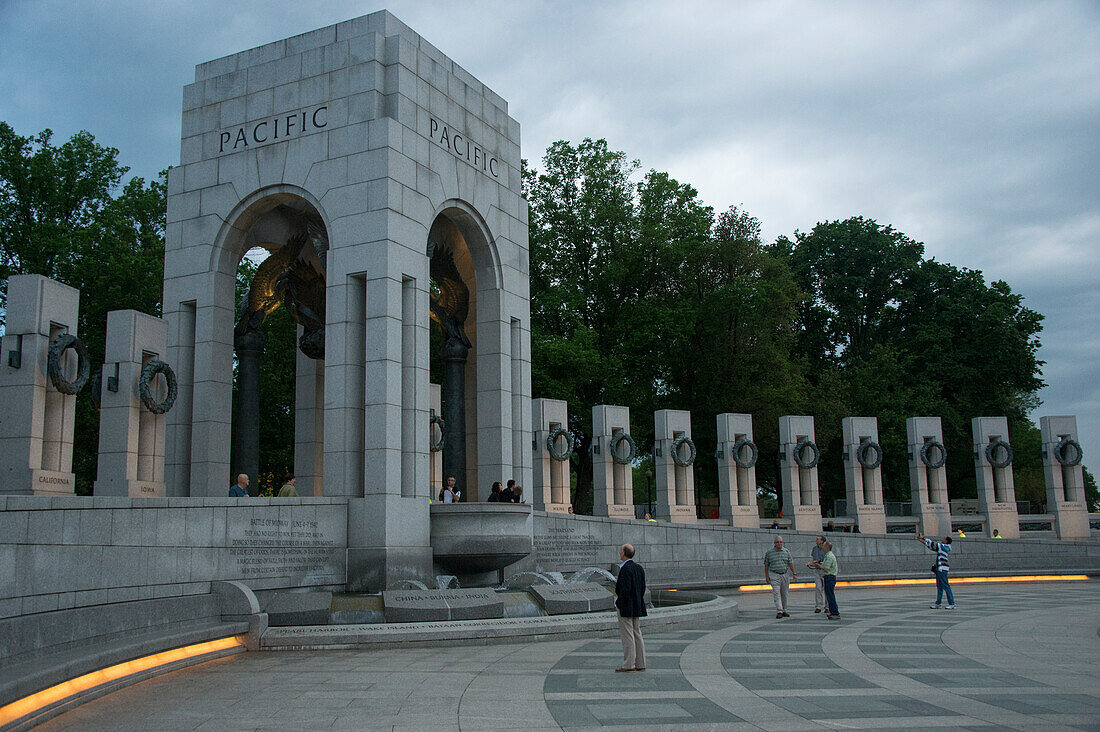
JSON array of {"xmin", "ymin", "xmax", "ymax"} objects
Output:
[
  {"xmin": 211, "ymin": 184, "xmax": 333, "ymax": 278},
  {"xmin": 205, "ymin": 184, "xmax": 331, "ymax": 495},
  {"xmin": 430, "ymin": 199, "xmax": 502, "ymax": 292}
]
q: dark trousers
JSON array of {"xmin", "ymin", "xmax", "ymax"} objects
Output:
[
  {"xmin": 935, "ymin": 569, "xmax": 954, "ymax": 605},
  {"xmin": 823, "ymin": 574, "xmax": 839, "ymax": 616}
]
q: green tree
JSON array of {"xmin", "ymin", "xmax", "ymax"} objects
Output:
[
  {"xmin": 658, "ymin": 205, "xmax": 806, "ymax": 503},
  {"xmin": 774, "ymin": 217, "xmax": 1045, "ymax": 507},
  {"xmin": 526, "ymin": 140, "xmax": 809, "ymax": 513},
  {"xmin": 525, "ymin": 140, "xmax": 717, "ymax": 511},
  {"xmin": 1084, "ymin": 467, "xmax": 1099, "ymax": 512},
  {"xmin": 0, "ymin": 122, "xmax": 166, "ymax": 494}
]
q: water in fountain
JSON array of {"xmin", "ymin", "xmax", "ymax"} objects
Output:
[
  {"xmin": 501, "ymin": 571, "xmax": 555, "ymax": 589},
  {"xmin": 568, "ymin": 567, "xmax": 616, "ymax": 584},
  {"xmin": 436, "ymin": 575, "xmax": 460, "ymax": 590},
  {"xmin": 391, "ymin": 579, "xmax": 429, "ymax": 590}
]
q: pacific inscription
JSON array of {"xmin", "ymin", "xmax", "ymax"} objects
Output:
[
  {"xmin": 218, "ymin": 104, "xmax": 328, "ymax": 153},
  {"xmin": 427, "ymin": 118, "xmax": 500, "ymax": 178}
]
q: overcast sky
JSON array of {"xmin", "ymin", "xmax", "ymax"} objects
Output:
[{"xmin": 2, "ymin": 0, "xmax": 1097, "ymax": 473}]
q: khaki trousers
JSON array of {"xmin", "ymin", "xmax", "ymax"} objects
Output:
[
  {"xmin": 618, "ymin": 613, "xmax": 646, "ymax": 670},
  {"xmin": 812, "ymin": 567, "xmax": 825, "ymax": 610},
  {"xmin": 769, "ymin": 572, "xmax": 791, "ymax": 612}
]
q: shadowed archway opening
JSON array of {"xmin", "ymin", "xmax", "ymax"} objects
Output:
[{"xmin": 227, "ymin": 199, "xmax": 327, "ymax": 496}]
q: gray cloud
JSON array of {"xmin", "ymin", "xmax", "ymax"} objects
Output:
[{"xmin": 2, "ymin": 0, "xmax": 1096, "ymax": 470}]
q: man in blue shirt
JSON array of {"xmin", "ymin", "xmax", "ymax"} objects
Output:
[
  {"xmin": 229, "ymin": 473, "xmax": 249, "ymax": 497},
  {"xmin": 918, "ymin": 532, "xmax": 954, "ymax": 609}
]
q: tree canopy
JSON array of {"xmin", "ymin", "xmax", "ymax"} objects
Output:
[
  {"xmin": 526, "ymin": 138, "xmax": 1062, "ymax": 513},
  {"xmin": 0, "ymin": 122, "xmax": 166, "ymax": 494}
]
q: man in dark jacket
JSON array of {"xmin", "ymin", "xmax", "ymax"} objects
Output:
[{"xmin": 615, "ymin": 543, "xmax": 647, "ymax": 672}]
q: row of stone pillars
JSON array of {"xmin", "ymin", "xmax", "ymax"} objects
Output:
[
  {"xmin": 0, "ymin": 274, "xmax": 1090, "ymax": 543},
  {"xmin": 0, "ymin": 275, "xmax": 171, "ymax": 497},
  {"xmin": 518, "ymin": 399, "xmax": 1090, "ymax": 540}
]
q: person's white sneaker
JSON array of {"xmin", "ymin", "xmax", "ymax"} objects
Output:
[
  {"xmin": 929, "ymin": 604, "xmax": 941, "ymax": 609},
  {"xmin": 945, "ymin": 605, "xmax": 955, "ymax": 609}
]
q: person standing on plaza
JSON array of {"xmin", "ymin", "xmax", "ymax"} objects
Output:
[
  {"xmin": 764, "ymin": 536, "xmax": 796, "ymax": 618},
  {"xmin": 918, "ymin": 532, "xmax": 955, "ymax": 609},
  {"xmin": 229, "ymin": 473, "xmax": 249, "ymax": 497},
  {"xmin": 486, "ymin": 481, "xmax": 503, "ymax": 502},
  {"xmin": 615, "ymin": 543, "xmax": 647, "ymax": 672},
  {"xmin": 500, "ymin": 479, "xmax": 516, "ymax": 503},
  {"xmin": 811, "ymin": 540, "xmax": 840, "ymax": 619},
  {"xmin": 807, "ymin": 535, "xmax": 827, "ymax": 613}
]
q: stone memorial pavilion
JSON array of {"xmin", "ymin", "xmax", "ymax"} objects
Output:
[
  {"xmin": 0, "ymin": 10, "xmax": 1096, "ymax": 730},
  {"xmin": 161, "ymin": 10, "xmax": 531, "ymax": 588}
]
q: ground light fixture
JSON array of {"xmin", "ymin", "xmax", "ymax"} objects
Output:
[
  {"xmin": 738, "ymin": 574, "xmax": 1089, "ymax": 591},
  {"xmin": 0, "ymin": 636, "xmax": 245, "ymax": 728}
]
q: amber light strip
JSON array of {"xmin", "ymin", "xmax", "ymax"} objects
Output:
[
  {"xmin": 0, "ymin": 636, "xmax": 245, "ymax": 727},
  {"xmin": 737, "ymin": 574, "xmax": 1090, "ymax": 592}
]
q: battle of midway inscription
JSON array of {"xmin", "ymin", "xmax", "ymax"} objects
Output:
[{"xmin": 226, "ymin": 507, "xmax": 345, "ymax": 585}]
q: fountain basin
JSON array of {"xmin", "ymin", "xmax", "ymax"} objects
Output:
[{"xmin": 430, "ymin": 502, "xmax": 533, "ymax": 574}]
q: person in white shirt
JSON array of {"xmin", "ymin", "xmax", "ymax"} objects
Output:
[{"xmin": 438, "ymin": 475, "xmax": 461, "ymax": 503}]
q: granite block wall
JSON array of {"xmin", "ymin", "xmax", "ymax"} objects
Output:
[
  {"xmin": 524, "ymin": 512, "xmax": 1100, "ymax": 587},
  {"xmin": 0, "ymin": 496, "xmax": 347, "ymax": 621}
]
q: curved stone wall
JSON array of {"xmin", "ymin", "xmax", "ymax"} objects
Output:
[
  {"xmin": 0, "ymin": 495, "xmax": 347, "ymax": 620},
  {"xmin": 522, "ymin": 512, "xmax": 1100, "ymax": 587}
]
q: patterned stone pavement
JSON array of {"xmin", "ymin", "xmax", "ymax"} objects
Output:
[{"xmin": 37, "ymin": 581, "xmax": 1100, "ymax": 730}]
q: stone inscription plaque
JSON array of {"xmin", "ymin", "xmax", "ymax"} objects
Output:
[
  {"xmin": 227, "ymin": 514, "xmax": 342, "ymax": 581},
  {"xmin": 534, "ymin": 524, "xmax": 602, "ymax": 567},
  {"xmin": 530, "ymin": 582, "xmax": 615, "ymax": 615},
  {"xmin": 383, "ymin": 588, "xmax": 504, "ymax": 622}
]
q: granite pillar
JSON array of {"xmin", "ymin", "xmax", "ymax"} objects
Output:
[
  {"xmin": 1040, "ymin": 415, "xmax": 1089, "ymax": 539},
  {"xmin": 654, "ymin": 409, "xmax": 696, "ymax": 523},
  {"xmin": 591, "ymin": 405, "xmax": 635, "ymax": 518},
  {"xmin": 906, "ymin": 417, "xmax": 951, "ymax": 537},
  {"xmin": 779, "ymin": 415, "xmax": 822, "ymax": 532},
  {"xmin": 532, "ymin": 398, "xmax": 570, "ymax": 513},
  {"xmin": 973, "ymin": 416, "xmax": 1019, "ymax": 538},
  {"xmin": 0, "ymin": 274, "xmax": 81, "ymax": 495},
  {"xmin": 94, "ymin": 310, "xmax": 170, "ymax": 497},
  {"xmin": 716, "ymin": 413, "xmax": 760, "ymax": 527},
  {"xmin": 842, "ymin": 417, "xmax": 887, "ymax": 535}
]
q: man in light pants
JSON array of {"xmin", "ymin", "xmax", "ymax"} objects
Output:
[
  {"xmin": 807, "ymin": 535, "xmax": 826, "ymax": 613},
  {"xmin": 614, "ymin": 543, "xmax": 647, "ymax": 672},
  {"xmin": 764, "ymin": 536, "xmax": 797, "ymax": 618}
]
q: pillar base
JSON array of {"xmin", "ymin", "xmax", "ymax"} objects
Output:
[
  {"xmin": 790, "ymin": 504, "xmax": 822, "ymax": 532},
  {"xmin": 593, "ymin": 504, "xmax": 634, "ymax": 519},
  {"xmin": 983, "ymin": 502, "xmax": 1020, "ymax": 538},
  {"xmin": 346, "ymin": 545, "xmax": 434, "ymax": 593},
  {"xmin": 14, "ymin": 468, "xmax": 78, "ymax": 496},
  {"xmin": 94, "ymin": 479, "xmax": 167, "ymax": 498},
  {"xmin": 657, "ymin": 504, "xmax": 696, "ymax": 524},
  {"xmin": 542, "ymin": 503, "xmax": 571, "ymax": 515},
  {"xmin": 722, "ymin": 505, "xmax": 760, "ymax": 529},
  {"xmin": 1052, "ymin": 502, "xmax": 1090, "ymax": 540},
  {"xmin": 916, "ymin": 504, "xmax": 951, "ymax": 537},
  {"xmin": 854, "ymin": 504, "xmax": 887, "ymax": 535}
]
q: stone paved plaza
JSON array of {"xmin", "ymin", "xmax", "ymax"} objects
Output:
[{"xmin": 38, "ymin": 580, "xmax": 1100, "ymax": 731}]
